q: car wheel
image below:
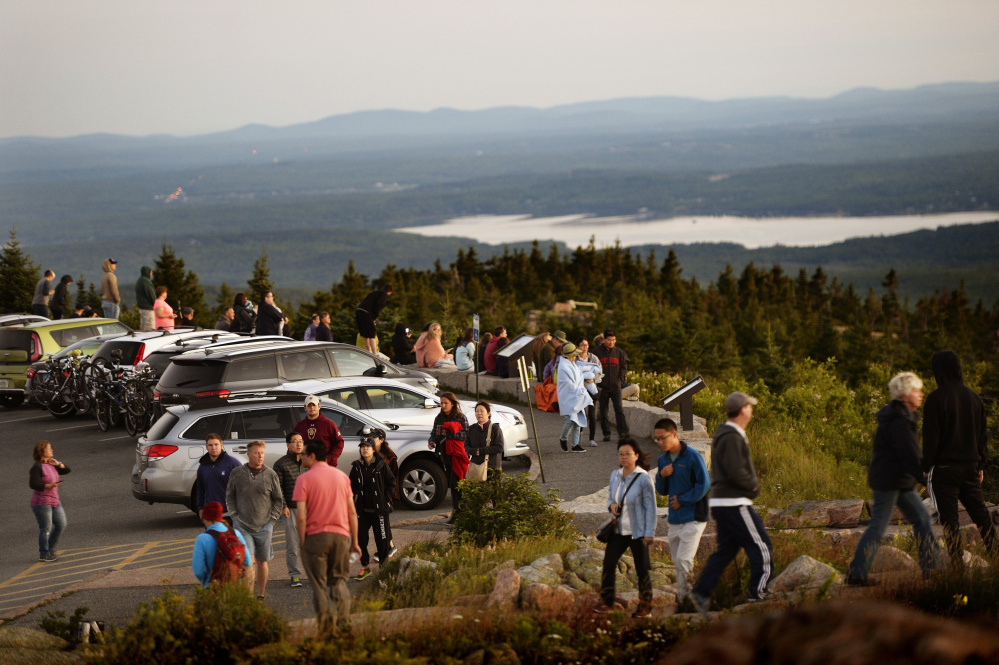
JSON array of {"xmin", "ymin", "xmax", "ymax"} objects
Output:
[
  {"xmin": 189, "ymin": 483, "xmax": 199, "ymax": 514},
  {"xmin": 0, "ymin": 394, "xmax": 24, "ymax": 408},
  {"xmin": 398, "ymin": 456, "xmax": 447, "ymax": 510}
]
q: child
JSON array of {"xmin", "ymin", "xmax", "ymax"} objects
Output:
[{"xmin": 349, "ymin": 436, "xmax": 396, "ymax": 580}]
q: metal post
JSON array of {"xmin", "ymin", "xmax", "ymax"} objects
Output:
[
  {"xmin": 517, "ymin": 356, "xmax": 545, "ymax": 483},
  {"xmin": 473, "ymin": 314, "xmax": 480, "ymax": 401}
]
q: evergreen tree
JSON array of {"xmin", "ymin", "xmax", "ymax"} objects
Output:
[
  {"xmin": 247, "ymin": 252, "xmax": 273, "ymax": 307},
  {"xmin": 153, "ymin": 243, "xmax": 208, "ymax": 326},
  {"xmin": 0, "ymin": 228, "xmax": 40, "ymax": 314},
  {"xmin": 216, "ymin": 281, "xmax": 235, "ymax": 313}
]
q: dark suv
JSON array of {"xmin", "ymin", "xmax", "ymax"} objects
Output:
[{"xmin": 154, "ymin": 340, "xmax": 438, "ymax": 408}]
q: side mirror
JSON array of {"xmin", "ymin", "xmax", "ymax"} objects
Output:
[
  {"xmin": 378, "ymin": 363, "xmax": 388, "ymax": 376},
  {"xmin": 424, "ymin": 398, "xmax": 438, "ymax": 409}
]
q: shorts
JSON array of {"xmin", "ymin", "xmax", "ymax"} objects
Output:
[
  {"xmin": 234, "ymin": 520, "xmax": 274, "ymax": 563},
  {"xmin": 139, "ymin": 309, "xmax": 155, "ymax": 331},
  {"xmin": 355, "ymin": 308, "xmax": 377, "ymax": 339}
]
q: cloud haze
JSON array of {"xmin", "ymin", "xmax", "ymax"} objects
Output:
[{"xmin": 1, "ymin": 0, "xmax": 998, "ymax": 138}]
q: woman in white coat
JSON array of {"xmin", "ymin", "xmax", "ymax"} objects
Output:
[{"xmin": 556, "ymin": 343, "xmax": 593, "ymax": 453}]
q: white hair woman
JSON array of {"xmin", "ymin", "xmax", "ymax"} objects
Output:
[{"xmin": 846, "ymin": 372, "xmax": 942, "ymax": 585}]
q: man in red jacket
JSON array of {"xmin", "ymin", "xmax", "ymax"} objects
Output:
[{"xmin": 294, "ymin": 395, "xmax": 345, "ymax": 467}]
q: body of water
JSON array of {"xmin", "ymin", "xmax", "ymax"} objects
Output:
[{"xmin": 395, "ymin": 211, "xmax": 999, "ymax": 249}]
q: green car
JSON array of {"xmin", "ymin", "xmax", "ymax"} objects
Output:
[{"xmin": 0, "ymin": 318, "xmax": 132, "ymax": 407}]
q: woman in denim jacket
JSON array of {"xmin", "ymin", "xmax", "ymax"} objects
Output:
[{"xmin": 597, "ymin": 437, "xmax": 658, "ymax": 617}]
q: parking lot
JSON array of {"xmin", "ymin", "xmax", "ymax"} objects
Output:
[{"xmin": 0, "ymin": 398, "xmax": 621, "ymax": 622}]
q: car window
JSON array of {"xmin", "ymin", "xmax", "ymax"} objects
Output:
[
  {"xmin": 321, "ymin": 387, "xmax": 362, "ymax": 410},
  {"xmin": 181, "ymin": 413, "xmax": 231, "ymax": 441},
  {"xmin": 296, "ymin": 406, "xmax": 368, "ymax": 437},
  {"xmin": 94, "ymin": 341, "xmax": 144, "ymax": 365},
  {"xmin": 49, "ymin": 326, "xmax": 97, "ymax": 347},
  {"xmin": 364, "ymin": 386, "xmax": 428, "ymax": 410},
  {"xmin": 97, "ymin": 322, "xmax": 130, "ymax": 335},
  {"xmin": 147, "ymin": 411, "xmax": 180, "ymax": 440},
  {"xmin": 328, "ymin": 348, "xmax": 379, "ymax": 377},
  {"xmin": 226, "ymin": 356, "xmax": 277, "ymax": 382},
  {"xmin": 158, "ymin": 360, "xmax": 225, "ymax": 389},
  {"xmin": 280, "ymin": 350, "xmax": 332, "ymax": 381},
  {"xmin": 236, "ymin": 407, "xmax": 296, "ymax": 440}
]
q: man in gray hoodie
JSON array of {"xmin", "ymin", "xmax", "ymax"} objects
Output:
[{"xmin": 135, "ymin": 266, "xmax": 156, "ymax": 330}]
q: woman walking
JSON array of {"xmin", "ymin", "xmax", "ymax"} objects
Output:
[
  {"xmin": 466, "ymin": 400, "xmax": 505, "ymax": 480},
  {"xmin": 427, "ymin": 392, "xmax": 468, "ymax": 522},
  {"xmin": 29, "ymin": 440, "xmax": 70, "ymax": 562},
  {"xmin": 556, "ymin": 343, "xmax": 593, "ymax": 453},
  {"xmin": 370, "ymin": 427, "xmax": 401, "ymax": 558},
  {"xmin": 597, "ymin": 437, "xmax": 657, "ymax": 617}
]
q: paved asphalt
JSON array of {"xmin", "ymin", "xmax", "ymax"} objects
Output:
[{"xmin": 0, "ymin": 396, "xmax": 645, "ymax": 629}]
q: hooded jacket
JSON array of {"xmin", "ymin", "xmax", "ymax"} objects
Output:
[
  {"xmin": 100, "ymin": 259, "xmax": 120, "ymax": 304},
  {"xmin": 350, "ymin": 455, "xmax": 395, "ymax": 515},
  {"xmin": 52, "ymin": 275, "xmax": 74, "ymax": 315},
  {"xmin": 869, "ymin": 400, "xmax": 925, "ymax": 491},
  {"xmin": 391, "ymin": 323, "xmax": 416, "ymax": 364},
  {"xmin": 709, "ymin": 422, "xmax": 760, "ymax": 501},
  {"xmin": 195, "ymin": 449, "xmax": 242, "ymax": 511},
  {"xmin": 135, "ymin": 266, "xmax": 156, "ymax": 311},
  {"xmin": 923, "ymin": 351, "xmax": 989, "ymax": 472}
]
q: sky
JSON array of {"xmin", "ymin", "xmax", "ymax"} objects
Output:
[{"xmin": 2, "ymin": 0, "xmax": 998, "ymax": 139}]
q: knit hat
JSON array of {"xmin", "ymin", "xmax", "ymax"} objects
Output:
[{"xmin": 202, "ymin": 501, "xmax": 224, "ymax": 522}]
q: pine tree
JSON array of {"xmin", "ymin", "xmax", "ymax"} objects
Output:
[
  {"xmin": 0, "ymin": 228, "xmax": 40, "ymax": 314},
  {"xmin": 216, "ymin": 282, "xmax": 235, "ymax": 313},
  {"xmin": 247, "ymin": 252, "xmax": 273, "ymax": 307},
  {"xmin": 153, "ymin": 243, "xmax": 208, "ymax": 326}
]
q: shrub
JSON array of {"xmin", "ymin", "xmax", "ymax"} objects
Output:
[
  {"xmin": 84, "ymin": 583, "xmax": 285, "ymax": 665},
  {"xmin": 450, "ymin": 471, "xmax": 576, "ymax": 547}
]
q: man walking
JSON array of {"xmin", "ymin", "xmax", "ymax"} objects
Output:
[
  {"xmin": 100, "ymin": 258, "xmax": 120, "ymax": 319},
  {"xmin": 192, "ymin": 501, "xmax": 253, "ymax": 588},
  {"xmin": 196, "ymin": 433, "xmax": 242, "ymax": 516},
  {"xmin": 690, "ymin": 392, "xmax": 773, "ymax": 616},
  {"xmin": 654, "ymin": 417, "xmax": 710, "ymax": 600},
  {"xmin": 32, "ymin": 270, "xmax": 55, "ymax": 317},
  {"xmin": 294, "ymin": 440, "xmax": 361, "ymax": 633},
  {"xmin": 923, "ymin": 350, "xmax": 998, "ymax": 563},
  {"xmin": 274, "ymin": 431, "xmax": 306, "ymax": 588},
  {"xmin": 594, "ymin": 330, "xmax": 630, "ymax": 441},
  {"xmin": 295, "ymin": 395, "xmax": 345, "ymax": 467},
  {"xmin": 226, "ymin": 440, "xmax": 284, "ymax": 600},
  {"xmin": 356, "ymin": 284, "xmax": 392, "ymax": 355},
  {"xmin": 135, "ymin": 266, "xmax": 156, "ymax": 331},
  {"xmin": 255, "ymin": 291, "xmax": 288, "ymax": 337}
]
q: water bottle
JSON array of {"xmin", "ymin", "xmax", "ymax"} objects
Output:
[{"xmin": 349, "ymin": 551, "xmax": 359, "ymax": 564}]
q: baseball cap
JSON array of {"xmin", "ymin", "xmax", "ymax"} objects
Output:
[
  {"xmin": 725, "ymin": 391, "xmax": 758, "ymax": 413},
  {"xmin": 108, "ymin": 258, "xmax": 117, "ymax": 264},
  {"xmin": 304, "ymin": 395, "xmax": 321, "ymax": 407}
]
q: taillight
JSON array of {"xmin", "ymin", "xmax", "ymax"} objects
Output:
[
  {"xmin": 145, "ymin": 444, "xmax": 178, "ymax": 461},
  {"xmin": 152, "ymin": 389, "xmax": 161, "ymax": 401},
  {"xmin": 135, "ymin": 343, "xmax": 146, "ymax": 363},
  {"xmin": 29, "ymin": 333, "xmax": 42, "ymax": 362},
  {"xmin": 26, "ymin": 368, "xmax": 36, "ymax": 379},
  {"xmin": 196, "ymin": 389, "xmax": 229, "ymax": 399}
]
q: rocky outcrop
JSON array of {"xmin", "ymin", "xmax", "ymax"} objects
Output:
[
  {"xmin": 487, "ymin": 568, "xmax": 521, "ymax": 612},
  {"xmin": 397, "ymin": 557, "xmax": 439, "ymax": 583},
  {"xmin": 767, "ymin": 499, "xmax": 865, "ymax": 528},
  {"xmin": 870, "ymin": 545, "xmax": 920, "ymax": 575},
  {"xmin": 770, "ymin": 555, "xmax": 841, "ymax": 594}
]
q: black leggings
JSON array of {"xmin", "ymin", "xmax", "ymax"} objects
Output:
[{"xmin": 601, "ymin": 532, "xmax": 652, "ymax": 605}]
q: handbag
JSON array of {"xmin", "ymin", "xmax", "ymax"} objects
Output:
[
  {"xmin": 596, "ymin": 473, "xmax": 640, "ymax": 543},
  {"xmin": 467, "ymin": 423, "xmax": 498, "ymax": 482}
]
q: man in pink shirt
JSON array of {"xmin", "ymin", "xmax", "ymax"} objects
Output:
[{"xmin": 293, "ymin": 440, "xmax": 361, "ymax": 630}]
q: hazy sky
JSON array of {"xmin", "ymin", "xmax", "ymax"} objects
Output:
[{"xmin": 2, "ymin": 0, "xmax": 997, "ymax": 138}]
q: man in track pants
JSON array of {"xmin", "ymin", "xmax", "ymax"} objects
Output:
[{"xmin": 690, "ymin": 391, "xmax": 773, "ymax": 617}]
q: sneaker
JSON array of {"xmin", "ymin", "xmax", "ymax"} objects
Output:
[
  {"xmin": 571, "ymin": 444, "xmax": 587, "ymax": 453},
  {"xmin": 631, "ymin": 604, "xmax": 653, "ymax": 618},
  {"xmin": 290, "ymin": 577, "xmax": 302, "ymax": 588},
  {"xmin": 594, "ymin": 601, "xmax": 625, "ymax": 614},
  {"xmin": 39, "ymin": 553, "xmax": 57, "ymax": 562},
  {"xmin": 257, "ymin": 595, "xmax": 266, "ymax": 601},
  {"xmin": 602, "ymin": 435, "xmax": 611, "ymax": 442},
  {"xmin": 589, "ymin": 440, "xmax": 598, "ymax": 447},
  {"xmin": 559, "ymin": 439, "xmax": 568, "ymax": 452},
  {"xmin": 353, "ymin": 567, "xmax": 372, "ymax": 581},
  {"xmin": 386, "ymin": 546, "xmax": 399, "ymax": 560},
  {"xmin": 689, "ymin": 592, "xmax": 711, "ymax": 619}
]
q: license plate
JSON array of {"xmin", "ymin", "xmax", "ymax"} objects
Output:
[{"xmin": 0, "ymin": 379, "xmax": 10, "ymax": 388}]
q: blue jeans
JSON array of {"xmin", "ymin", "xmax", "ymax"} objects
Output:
[
  {"xmin": 32, "ymin": 504, "xmax": 67, "ymax": 557},
  {"xmin": 561, "ymin": 417, "xmax": 581, "ymax": 448},
  {"xmin": 101, "ymin": 300, "xmax": 120, "ymax": 320},
  {"xmin": 848, "ymin": 488, "xmax": 941, "ymax": 580}
]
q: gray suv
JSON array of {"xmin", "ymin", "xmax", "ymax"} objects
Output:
[{"xmin": 131, "ymin": 393, "xmax": 448, "ymax": 511}]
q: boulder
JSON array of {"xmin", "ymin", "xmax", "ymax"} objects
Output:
[
  {"xmin": 618, "ymin": 588, "xmax": 678, "ymax": 610},
  {"xmin": 518, "ymin": 564, "xmax": 561, "ymax": 587},
  {"xmin": 528, "ymin": 553, "xmax": 565, "ymax": 574},
  {"xmin": 962, "ymin": 551, "xmax": 989, "ymax": 569},
  {"xmin": 487, "ymin": 568, "xmax": 521, "ymax": 612},
  {"xmin": 521, "ymin": 583, "xmax": 576, "ymax": 612},
  {"xmin": 767, "ymin": 499, "xmax": 865, "ymax": 528},
  {"xmin": 564, "ymin": 572, "xmax": 592, "ymax": 592},
  {"xmin": 770, "ymin": 555, "xmax": 841, "ymax": 594},
  {"xmin": 565, "ymin": 547, "xmax": 605, "ymax": 570},
  {"xmin": 397, "ymin": 557, "xmax": 439, "ymax": 583},
  {"xmin": 489, "ymin": 560, "xmax": 518, "ymax": 577},
  {"xmin": 454, "ymin": 594, "xmax": 491, "ymax": 608},
  {"xmin": 870, "ymin": 545, "xmax": 920, "ymax": 575}
]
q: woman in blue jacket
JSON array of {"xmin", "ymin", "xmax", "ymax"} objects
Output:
[{"xmin": 597, "ymin": 437, "xmax": 658, "ymax": 617}]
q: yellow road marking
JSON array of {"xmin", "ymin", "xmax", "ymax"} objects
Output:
[
  {"xmin": 0, "ymin": 562, "xmax": 45, "ymax": 590},
  {"xmin": 112, "ymin": 541, "xmax": 159, "ymax": 571}
]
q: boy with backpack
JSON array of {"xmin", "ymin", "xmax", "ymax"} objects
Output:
[
  {"xmin": 349, "ymin": 437, "xmax": 396, "ymax": 580},
  {"xmin": 192, "ymin": 501, "xmax": 253, "ymax": 588}
]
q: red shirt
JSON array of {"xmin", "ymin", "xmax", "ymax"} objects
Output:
[
  {"xmin": 294, "ymin": 414, "xmax": 345, "ymax": 467},
  {"xmin": 292, "ymin": 462, "xmax": 352, "ymax": 537}
]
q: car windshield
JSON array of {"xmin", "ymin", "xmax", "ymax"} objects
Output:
[
  {"xmin": 146, "ymin": 411, "xmax": 181, "ymax": 440},
  {"xmin": 53, "ymin": 339, "xmax": 105, "ymax": 359}
]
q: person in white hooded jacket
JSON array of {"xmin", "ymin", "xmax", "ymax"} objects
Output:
[{"xmin": 556, "ymin": 343, "xmax": 593, "ymax": 453}]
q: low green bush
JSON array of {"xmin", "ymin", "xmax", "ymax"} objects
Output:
[
  {"xmin": 450, "ymin": 471, "xmax": 576, "ymax": 547},
  {"xmin": 83, "ymin": 583, "xmax": 285, "ymax": 665}
]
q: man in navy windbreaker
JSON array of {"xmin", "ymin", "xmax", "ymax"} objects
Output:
[
  {"xmin": 196, "ymin": 433, "xmax": 242, "ymax": 517},
  {"xmin": 654, "ymin": 417, "xmax": 710, "ymax": 600}
]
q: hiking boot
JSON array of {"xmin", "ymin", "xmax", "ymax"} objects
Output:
[
  {"xmin": 290, "ymin": 577, "xmax": 303, "ymax": 588},
  {"xmin": 353, "ymin": 567, "xmax": 372, "ymax": 581},
  {"xmin": 689, "ymin": 592, "xmax": 711, "ymax": 619},
  {"xmin": 594, "ymin": 601, "xmax": 626, "ymax": 614},
  {"xmin": 631, "ymin": 603, "xmax": 653, "ymax": 618},
  {"xmin": 559, "ymin": 439, "xmax": 568, "ymax": 452},
  {"xmin": 571, "ymin": 444, "xmax": 587, "ymax": 452}
]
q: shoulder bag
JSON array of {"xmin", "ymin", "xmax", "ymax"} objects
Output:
[
  {"xmin": 596, "ymin": 472, "xmax": 640, "ymax": 543},
  {"xmin": 466, "ymin": 424, "xmax": 494, "ymax": 482}
]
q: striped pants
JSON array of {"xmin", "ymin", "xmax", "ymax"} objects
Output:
[{"xmin": 693, "ymin": 505, "xmax": 773, "ymax": 600}]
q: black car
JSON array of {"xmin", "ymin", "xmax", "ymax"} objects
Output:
[{"xmin": 153, "ymin": 340, "xmax": 439, "ymax": 408}]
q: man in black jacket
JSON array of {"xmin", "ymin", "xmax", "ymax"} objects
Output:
[
  {"xmin": 274, "ymin": 431, "xmax": 305, "ymax": 588},
  {"xmin": 356, "ymin": 284, "xmax": 392, "ymax": 355},
  {"xmin": 923, "ymin": 350, "xmax": 998, "ymax": 562},
  {"xmin": 256, "ymin": 291, "xmax": 288, "ymax": 337},
  {"xmin": 690, "ymin": 391, "xmax": 773, "ymax": 617},
  {"xmin": 593, "ymin": 330, "xmax": 629, "ymax": 442}
]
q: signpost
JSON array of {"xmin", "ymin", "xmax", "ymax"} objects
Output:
[
  {"xmin": 517, "ymin": 356, "xmax": 545, "ymax": 483},
  {"xmin": 473, "ymin": 314, "xmax": 480, "ymax": 401}
]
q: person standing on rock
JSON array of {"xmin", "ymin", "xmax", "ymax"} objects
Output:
[
  {"xmin": 923, "ymin": 350, "xmax": 999, "ymax": 563},
  {"xmin": 654, "ymin": 418, "xmax": 710, "ymax": 600},
  {"xmin": 847, "ymin": 372, "xmax": 942, "ymax": 585},
  {"xmin": 356, "ymin": 284, "xmax": 392, "ymax": 355},
  {"xmin": 690, "ymin": 392, "xmax": 773, "ymax": 617}
]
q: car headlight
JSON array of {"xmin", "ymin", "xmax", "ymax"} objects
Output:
[{"xmin": 496, "ymin": 411, "xmax": 524, "ymax": 426}]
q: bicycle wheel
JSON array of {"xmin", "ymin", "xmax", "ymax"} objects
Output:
[
  {"xmin": 72, "ymin": 375, "xmax": 92, "ymax": 415},
  {"xmin": 125, "ymin": 379, "xmax": 150, "ymax": 417},
  {"xmin": 108, "ymin": 401, "xmax": 123, "ymax": 428},
  {"xmin": 124, "ymin": 410, "xmax": 138, "ymax": 437},
  {"xmin": 95, "ymin": 396, "xmax": 111, "ymax": 432},
  {"xmin": 33, "ymin": 371, "xmax": 57, "ymax": 407}
]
